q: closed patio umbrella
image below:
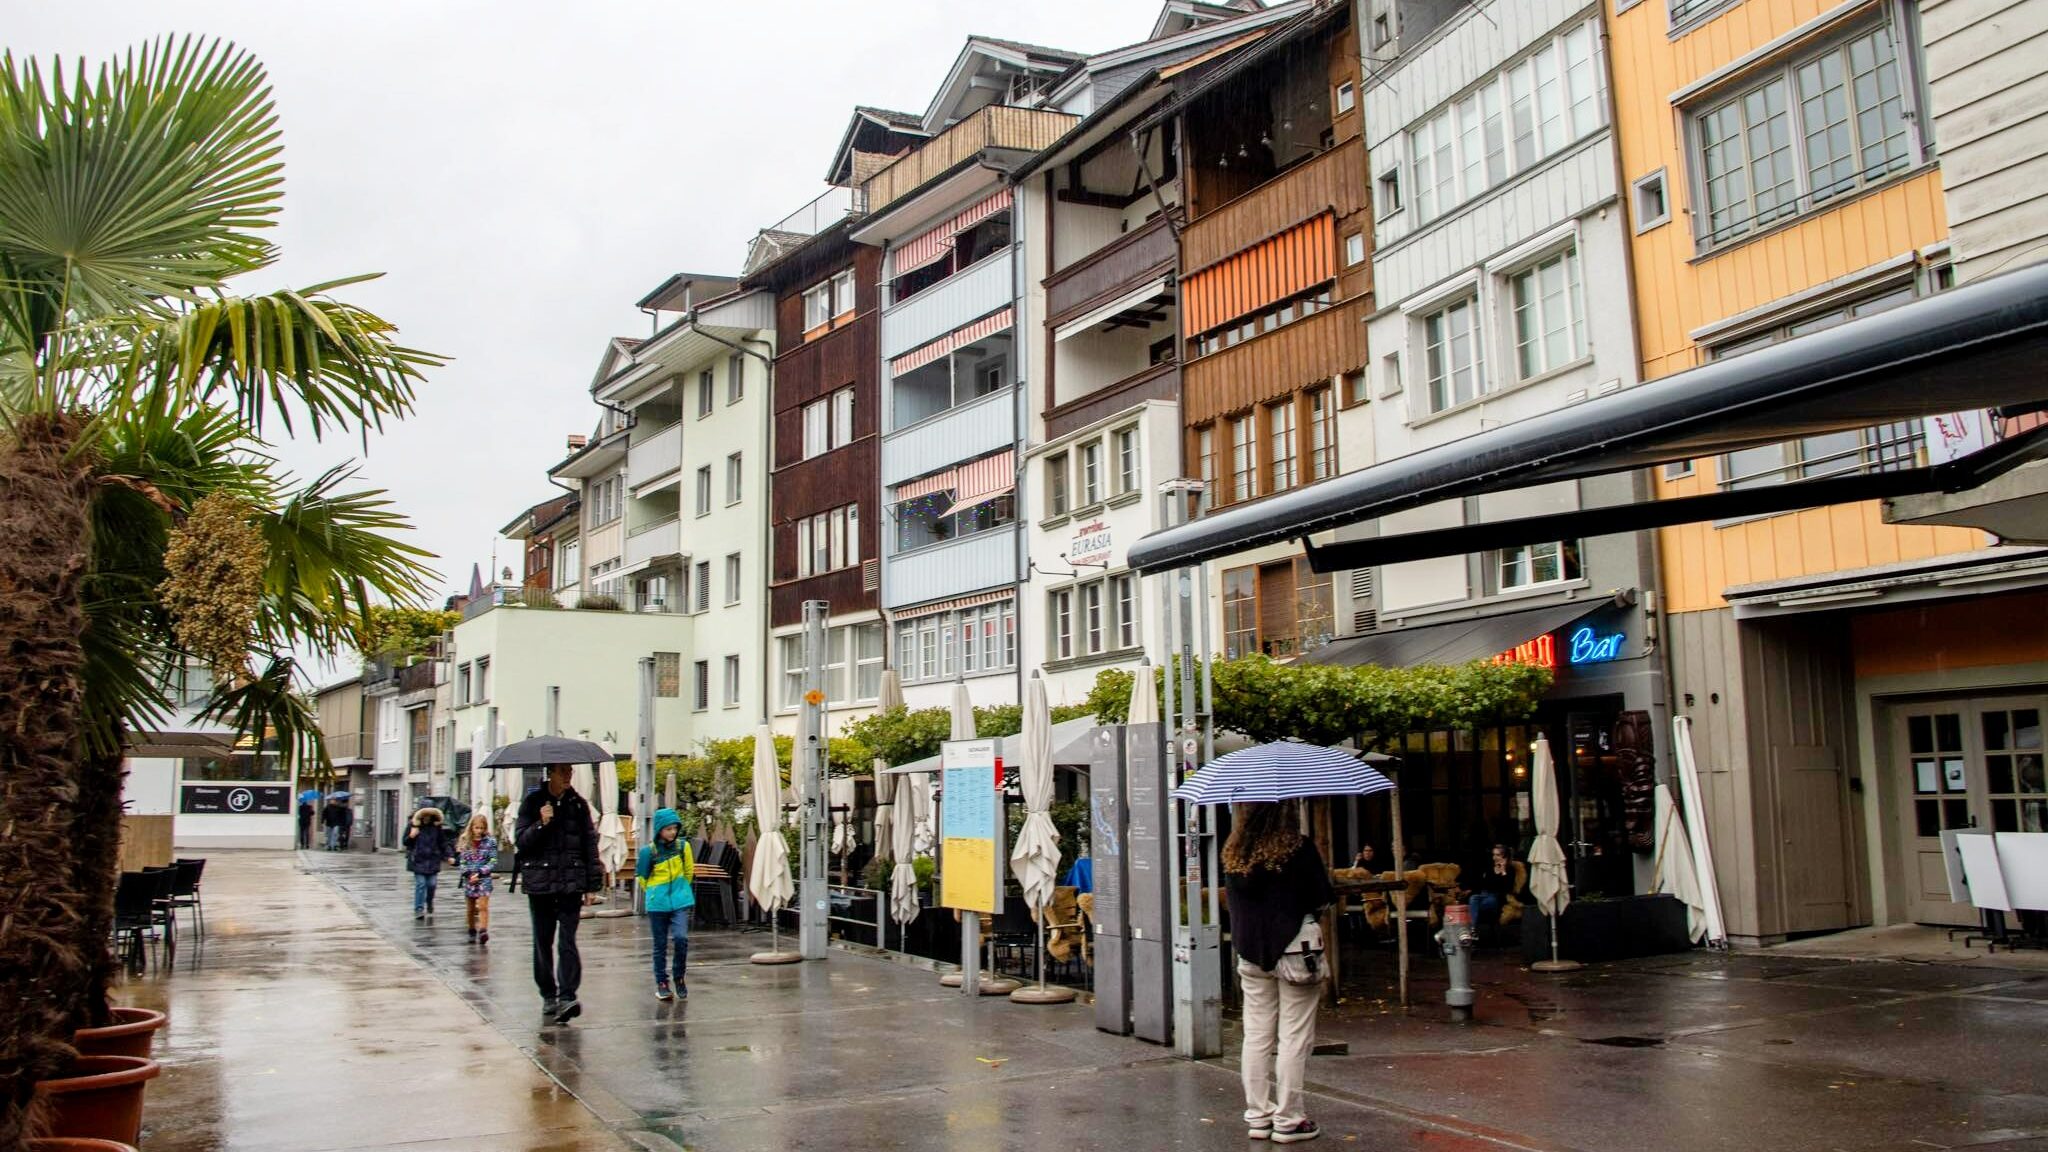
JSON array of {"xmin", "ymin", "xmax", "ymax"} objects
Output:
[
  {"xmin": 873, "ymin": 670, "xmax": 904, "ymax": 867},
  {"xmin": 1653, "ymin": 782, "xmax": 1707, "ymax": 943},
  {"xmin": 595, "ymin": 755, "xmax": 627, "ymax": 913},
  {"xmin": 1528, "ymin": 735, "xmax": 1579, "ymax": 972},
  {"xmin": 889, "ymin": 768, "xmax": 920, "ymax": 943},
  {"xmin": 747, "ymin": 724, "xmax": 798, "ymax": 964},
  {"xmin": 1128, "ymin": 659, "xmax": 1158, "ymax": 725},
  {"xmin": 1010, "ymin": 672, "xmax": 1071, "ymax": 1004}
]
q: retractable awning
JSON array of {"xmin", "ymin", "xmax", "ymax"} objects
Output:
[
  {"xmin": 1295, "ymin": 597, "xmax": 1609, "ymax": 669},
  {"xmin": 1127, "ymin": 261, "xmax": 2048, "ymax": 575}
]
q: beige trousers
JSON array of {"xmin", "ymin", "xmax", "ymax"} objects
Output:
[{"xmin": 1237, "ymin": 958, "xmax": 1323, "ymax": 1130}]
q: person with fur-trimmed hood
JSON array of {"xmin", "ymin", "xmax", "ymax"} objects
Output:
[{"xmin": 403, "ymin": 806, "xmax": 454, "ymax": 921}]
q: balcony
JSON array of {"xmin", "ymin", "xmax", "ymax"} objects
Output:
[
  {"xmin": 627, "ymin": 422, "xmax": 682, "ymax": 489},
  {"xmin": 1182, "ymin": 136, "xmax": 1369, "ymax": 273},
  {"xmin": 882, "ymin": 248, "xmax": 1015, "ymax": 363},
  {"xmin": 883, "ymin": 523, "xmax": 1019, "ymax": 610},
  {"xmin": 324, "ymin": 730, "xmax": 373, "ymax": 763},
  {"xmin": 1046, "ymin": 362, "xmax": 1180, "ymax": 442},
  {"xmin": 862, "ymin": 106, "xmax": 1076, "ymax": 215},
  {"xmin": 1183, "ymin": 295, "xmax": 1368, "ymax": 423},
  {"xmin": 883, "ymin": 385, "xmax": 1016, "ymax": 488},
  {"xmin": 1046, "ymin": 216, "xmax": 1177, "ymax": 326},
  {"xmin": 460, "ymin": 584, "xmax": 686, "ymax": 617},
  {"xmin": 624, "ymin": 515, "xmax": 683, "ymax": 570}
]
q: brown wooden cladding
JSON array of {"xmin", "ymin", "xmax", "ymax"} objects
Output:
[
  {"xmin": 863, "ymin": 106, "xmax": 1077, "ymax": 214},
  {"xmin": 1182, "ymin": 294, "xmax": 1368, "ymax": 427},
  {"xmin": 1044, "ymin": 215, "xmax": 1177, "ymax": 326},
  {"xmin": 1182, "ymin": 135, "xmax": 1370, "ymax": 274},
  {"xmin": 769, "ymin": 438, "xmax": 878, "ymax": 627},
  {"xmin": 772, "ymin": 565, "xmax": 873, "ymax": 629},
  {"xmin": 1045, "ymin": 361, "xmax": 1180, "ymax": 442},
  {"xmin": 774, "ymin": 245, "xmax": 883, "ymax": 349}
]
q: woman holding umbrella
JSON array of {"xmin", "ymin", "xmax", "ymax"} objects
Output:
[{"xmin": 1224, "ymin": 801, "xmax": 1334, "ymax": 1144}]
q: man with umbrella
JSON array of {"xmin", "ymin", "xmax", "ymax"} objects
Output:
[{"xmin": 516, "ymin": 761, "xmax": 606, "ymax": 1023}]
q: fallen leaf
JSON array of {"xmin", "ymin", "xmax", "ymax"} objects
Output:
[{"xmin": 976, "ymin": 1057, "xmax": 1008, "ymax": 1067}]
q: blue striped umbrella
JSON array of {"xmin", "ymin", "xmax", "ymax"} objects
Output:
[{"xmin": 1170, "ymin": 740, "xmax": 1396, "ymax": 805}]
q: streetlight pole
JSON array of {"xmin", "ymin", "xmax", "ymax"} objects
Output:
[
  {"xmin": 1162, "ymin": 478, "xmax": 1221, "ymax": 1059},
  {"xmin": 798, "ymin": 599, "xmax": 830, "ymax": 959}
]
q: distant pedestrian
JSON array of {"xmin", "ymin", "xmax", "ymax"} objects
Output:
[
  {"xmin": 404, "ymin": 807, "xmax": 453, "ymax": 921},
  {"xmin": 636, "ymin": 807, "xmax": 695, "ymax": 1001},
  {"xmin": 337, "ymin": 800, "xmax": 353, "ymax": 850},
  {"xmin": 321, "ymin": 798, "xmax": 348, "ymax": 851},
  {"xmin": 1223, "ymin": 800, "xmax": 1335, "ymax": 1145},
  {"xmin": 516, "ymin": 764, "xmax": 603, "ymax": 1024},
  {"xmin": 297, "ymin": 800, "xmax": 315, "ymax": 850},
  {"xmin": 457, "ymin": 812, "xmax": 499, "ymax": 945}
]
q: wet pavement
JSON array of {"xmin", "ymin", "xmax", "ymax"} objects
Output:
[{"xmin": 124, "ymin": 851, "xmax": 2048, "ymax": 1151}]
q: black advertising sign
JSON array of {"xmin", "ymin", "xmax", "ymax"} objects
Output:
[{"xmin": 180, "ymin": 784, "xmax": 291, "ymax": 815}]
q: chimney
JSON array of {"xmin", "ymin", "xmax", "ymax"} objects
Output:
[{"xmin": 565, "ymin": 433, "xmax": 588, "ymax": 450}]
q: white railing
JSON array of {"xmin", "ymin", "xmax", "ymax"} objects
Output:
[
  {"xmin": 624, "ymin": 515, "xmax": 683, "ymax": 570},
  {"xmin": 628, "ymin": 422, "xmax": 683, "ymax": 487}
]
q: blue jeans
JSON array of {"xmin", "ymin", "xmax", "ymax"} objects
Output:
[
  {"xmin": 325, "ymin": 825, "xmax": 341, "ymax": 850},
  {"xmin": 414, "ymin": 870, "xmax": 439, "ymax": 913},
  {"xmin": 1468, "ymin": 892, "xmax": 1503, "ymax": 926},
  {"xmin": 649, "ymin": 908, "xmax": 690, "ymax": 984}
]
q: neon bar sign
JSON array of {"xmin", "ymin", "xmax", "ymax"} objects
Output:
[
  {"xmin": 1493, "ymin": 626, "xmax": 1626, "ymax": 669},
  {"xmin": 1568, "ymin": 626, "xmax": 1625, "ymax": 665},
  {"xmin": 1492, "ymin": 634, "xmax": 1557, "ymax": 670}
]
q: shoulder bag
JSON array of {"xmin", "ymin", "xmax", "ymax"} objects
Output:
[{"xmin": 1274, "ymin": 914, "xmax": 1326, "ymax": 986}]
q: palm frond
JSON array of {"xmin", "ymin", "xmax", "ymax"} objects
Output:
[
  {"xmin": 193, "ymin": 654, "xmax": 325, "ymax": 771},
  {"xmin": 256, "ymin": 464, "xmax": 436, "ymax": 655}
]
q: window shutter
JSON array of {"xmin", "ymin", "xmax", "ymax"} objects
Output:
[{"xmin": 1348, "ymin": 568, "xmax": 1378, "ymax": 635}]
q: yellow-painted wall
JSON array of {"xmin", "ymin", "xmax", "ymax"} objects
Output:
[{"xmin": 1608, "ymin": 0, "xmax": 1975, "ymax": 612}]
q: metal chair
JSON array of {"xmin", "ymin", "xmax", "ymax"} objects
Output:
[
  {"xmin": 141, "ymin": 866, "xmax": 179, "ymax": 955},
  {"xmin": 169, "ymin": 858, "xmax": 206, "ymax": 939},
  {"xmin": 112, "ymin": 872, "xmax": 159, "ymax": 971}
]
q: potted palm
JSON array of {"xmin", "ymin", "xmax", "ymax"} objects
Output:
[{"xmin": 0, "ymin": 37, "xmax": 438, "ymax": 1149}]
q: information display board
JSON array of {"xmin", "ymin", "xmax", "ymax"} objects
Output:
[
  {"xmin": 180, "ymin": 784, "xmax": 291, "ymax": 815},
  {"xmin": 939, "ymin": 738, "xmax": 1001, "ymax": 913}
]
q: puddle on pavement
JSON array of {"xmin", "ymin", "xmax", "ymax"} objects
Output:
[{"xmin": 1581, "ymin": 1035, "xmax": 1665, "ymax": 1048}]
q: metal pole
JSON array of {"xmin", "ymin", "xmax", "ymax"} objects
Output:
[
  {"xmin": 798, "ymin": 600, "xmax": 830, "ymax": 960},
  {"xmin": 1163, "ymin": 479, "xmax": 1220, "ymax": 1058},
  {"xmin": 546, "ymin": 686, "xmax": 560, "ymax": 736},
  {"xmin": 635, "ymin": 659, "xmax": 654, "ymax": 916}
]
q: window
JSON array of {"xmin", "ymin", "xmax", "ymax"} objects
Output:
[
  {"xmin": 803, "ymin": 397, "xmax": 829, "ymax": 458},
  {"xmin": 1307, "ymin": 387, "xmax": 1335, "ymax": 481},
  {"xmin": 696, "ymin": 465, "xmax": 713, "ymax": 516},
  {"xmin": 1196, "ymin": 426, "xmax": 1217, "ymax": 497},
  {"xmin": 1495, "ymin": 541, "xmax": 1583, "ymax": 590},
  {"xmin": 1112, "ymin": 573, "xmax": 1137, "ymax": 649},
  {"xmin": 1079, "ymin": 442, "xmax": 1102, "ymax": 506},
  {"xmin": 1408, "ymin": 21, "xmax": 1605, "ymax": 224},
  {"xmin": 854, "ymin": 622, "xmax": 884, "ymax": 700},
  {"xmin": 778, "ymin": 626, "xmax": 876, "ymax": 710},
  {"xmin": 698, "ymin": 369, "xmax": 714, "ymax": 419},
  {"xmin": 726, "ymin": 452, "xmax": 743, "ymax": 504},
  {"xmin": 1381, "ymin": 352, "xmax": 1402, "ymax": 399},
  {"xmin": 727, "ymin": 355, "xmax": 744, "ymax": 404},
  {"xmin": 1114, "ymin": 426, "xmax": 1140, "ymax": 494},
  {"xmin": 1229, "ymin": 415, "xmax": 1254, "ymax": 502},
  {"xmin": 832, "ymin": 387, "xmax": 855, "ymax": 448},
  {"xmin": 725, "ymin": 552, "xmax": 741, "ymax": 604},
  {"xmin": 1344, "ymin": 231, "xmax": 1366, "ymax": 267},
  {"xmin": 474, "ymin": 657, "xmax": 490, "ymax": 703},
  {"xmin": 897, "ymin": 603, "xmax": 1012, "ymax": 684},
  {"xmin": 1692, "ymin": 17, "xmax": 1912, "ymax": 249},
  {"xmin": 456, "ymin": 663, "xmax": 472, "ymax": 706},
  {"xmin": 723, "ymin": 655, "xmax": 741, "ymax": 707},
  {"xmin": 1268, "ymin": 399, "xmax": 1297, "ymax": 492},
  {"xmin": 1423, "ymin": 297, "xmax": 1484, "ymax": 412},
  {"xmin": 1510, "ymin": 248, "xmax": 1586, "ymax": 379},
  {"xmin": 588, "ymin": 475, "xmax": 623, "ymax": 526},
  {"xmin": 557, "ymin": 538, "xmax": 581, "ymax": 589},
  {"xmin": 1377, "ymin": 168, "xmax": 1402, "ymax": 216},
  {"xmin": 694, "ymin": 560, "xmax": 711, "ymax": 613},
  {"xmin": 832, "ymin": 269, "xmax": 856, "ymax": 319},
  {"xmin": 1223, "ymin": 567, "xmax": 1258, "ymax": 660},
  {"xmin": 803, "ymin": 281, "xmax": 833, "ymax": 333},
  {"xmin": 1046, "ymin": 453, "xmax": 1069, "ymax": 516},
  {"xmin": 1188, "ymin": 286, "xmax": 1335, "ymax": 359},
  {"xmin": 1372, "ymin": 12, "xmax": 1392, "ymax": 47},
  {"xmin": 1633, "ymin": 169, "xmax": 1670, "ymax": 232},
  {"xmin": 1335, "ymin": 80, "xmax": 1356, "ymax": 115},
  {"xmin": 1082, "ymin": 583, "xmax": 1104, "ymax": 654},
  {"xmin": 796, "ymin": 504, "xmax": 859, "ymax": 577},
  {"xmin": 1050, "ymin": 589, "xmax": 1073, "ymax": 660},
  {"xmin": 692, "ymin": 660, "xmax": 709, "ymax": 711}
]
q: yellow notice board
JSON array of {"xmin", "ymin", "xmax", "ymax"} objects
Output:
[{"xmin": 938, "ymin": 738, "xmax": 1000, "ymax": 914}]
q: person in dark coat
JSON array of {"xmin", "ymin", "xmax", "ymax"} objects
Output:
[
  {"xmin": 297, "ymin": 800, "xmax": 315, "ymax": 850},
  {"xmin": 321, "ymin": 799, "xmax": 348, "ymax": 851},
  {"xmin": 516, "ymin": 764, "xmax": 604, "ymax": 1024},
  {"xmin": 403, "ymin": 806, "xmax": 453, "ymax": 920}
]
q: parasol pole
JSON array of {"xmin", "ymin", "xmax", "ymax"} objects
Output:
[{"xmin": 1390, "ymin": 780, "xmax": 1408, "ymax": 1008}]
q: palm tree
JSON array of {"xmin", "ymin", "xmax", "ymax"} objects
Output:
[{"xmin": 0, "ymin": 39, "xmax": 441, "ymax": 1146}]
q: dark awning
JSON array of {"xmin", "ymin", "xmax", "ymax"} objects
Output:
[
  {"xmin": 1128, "ymin": 261, "xmax": 2048, "ymax": 574},
  {"xmin": 1295, "ymin": 596, "xmax": 1607, "ymax": 668}
]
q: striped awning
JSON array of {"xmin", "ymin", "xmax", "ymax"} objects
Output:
[
  {"xmin": 894, "ymin": 189, "xmax": 1013, "ymax": 278},
  {"xmin": 890, "ymin": 449, "xmax": 1014, "ymax": 507},
  {"xmin": 890, "ymin": 306, "xmax": 1014, "ymax": 376},
  {"xmin": 894, "ymin": 468, "xmax": 958, "ymax": 503},
  {"xmin": 1182, "ymin": 213, "xmax": 1335, "ymax": 336},
  {"xmin": 893, "ymin": 588, "xmax": 1012, "ymax": 622}
]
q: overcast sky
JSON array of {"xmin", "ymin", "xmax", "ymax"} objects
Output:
[{"xmin": 12, "ymin": 1, "xmax": 1160, "ymax": 615}]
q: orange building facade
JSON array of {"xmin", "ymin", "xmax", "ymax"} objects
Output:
[{"xmin": 1609, "ymin": 0, "xmax": 2047, "ymax": 941}]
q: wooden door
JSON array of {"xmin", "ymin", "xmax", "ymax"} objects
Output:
[
  {"xmin": 1774, "ymin": 744, "xmax": 1854, "ymax": 933},
  {"xmin": 1257, "ymin": 560, "xmax": 1295, "ymax": 657},
  {"xmin": 1892, "ymin": 702, "xmax": 1981, "ymax": 926}
]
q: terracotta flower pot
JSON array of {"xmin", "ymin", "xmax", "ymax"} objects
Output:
[
  {"xmin": 28, "ymin": 1138, "xmax": 139, "ymax": 1151},
  {"xmin": 73, "ymin": 1007, "xmax": 167, "ymax": 1060},
  {"xmin": 33, "ymin": 1055, "xmax": 160, "ymax": 1145}
]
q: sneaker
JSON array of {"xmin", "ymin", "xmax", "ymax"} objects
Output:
[
  {"xmin": 1271, "ymin": 1121, "xmax": 1321, "ymax": 1144},
  {"xmin": 414, "ymin": 910, "xmax": 425, "ymax": 921},
  {"xmin": 552, "ymin": 998, "xmax": 582, "ymax": 1024},
  {"xmin": 1248, "ymin": 1121, "xmax": 1272, "ymax": 1140},
  {"xmin": 478, "ymin": 930, "xmax": 489, "ymax": 946},
  {"xmin": 542, "ymin": 998, "xmax": 560, "ymax": 1017},
  {"xmin": 674, "ymin": 981, "xmax": 687, "ymax": 1000},
  {"xmin": 656, "ymin": 981, "xmax": 673, "ymax": 1002},
  {"xmin": 466, "ymin": 928, "xmax": 477, "ymax": 943}
]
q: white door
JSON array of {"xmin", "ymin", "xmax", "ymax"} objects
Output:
[{"xmin": 1892, "ymin": 694, "xmax": 2047, "ymax": 925}]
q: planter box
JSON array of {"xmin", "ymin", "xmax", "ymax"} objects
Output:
[{"xmin": 1522, "ymin": 894, "xmax": 1692, "ymax": 966}]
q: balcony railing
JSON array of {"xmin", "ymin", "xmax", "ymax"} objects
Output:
[
  {"xmin": 398, "ymin": 661, "xmax": 437, "ymax": 694},
  {"xmin": 881, "ymin": 248, "xmax": 1016, "ymax": 362},
  {"xmin": 627, "ymin": 422, "xmax": 682, "ymax": 487},
  {"xmin": 1045, "ymin": 216, "xmax": 1177, "ymax": 326},
  {"xmin": 882, "ymin": 386, "xmax": 1016, "ymax": 488},
  {"xmin": 461, "ymin": 584, "xmax": 687, "ymax": 618},
  {"xmin": 1183, "ymin": 295, "xmax": 1368, "ymax": 424},
  {"xmin": 862, "ymin": 106, "xmax": 1076, "ymax": 214},
  {"xmin": 624, "ymin": 515, "xmax": 683, "ymax": 570},
  {"xmin": 324, "ymin": 730, "xmax": 373, "ymax": 762},
  {"xmin": 1046, "ymin": 361, "xmax": 1180, "ymax": 442},
  {"xmin": 1183, "ymin": 136, "xmax": 1369, "ymax": 273},
  {"xmin": 883, "ymin": 523, "xmax": 1019, "ymax": 610}
]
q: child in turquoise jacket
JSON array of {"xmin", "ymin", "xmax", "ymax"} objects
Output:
[{"xmin": 636, "ymin": 808, "xmax": 695, "ymax": 1000}]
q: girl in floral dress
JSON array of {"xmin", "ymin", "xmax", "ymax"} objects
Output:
[{"xmin": 457, "ymin": 812, "xmax": 498, "ymax": 945}]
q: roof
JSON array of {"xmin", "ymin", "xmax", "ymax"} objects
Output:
[
  {"xmin": 1128, "ymin": 260, "xmax": 2048, "ymax": 574},
  {"xmin": 1153, "ymin": 0, "xmax": 1267, "ymax": 39},
  {"xmin": 825, "ymin": 106, "xmax": 930, "ymax": 187},
  {"xmin": 1136, "ymin": 2, "xmax": 1343, "ymax": 132},
  {"xmin": 635, "ymin": 273, "xmax": 741, "ymax": 313},
  {"xmin": 968, "ymin": 35, "xmax": 1088, "ymax": 65},
  {"xmin": 500, "ymin": 493, "xmax": 576, "ymax": 539}
]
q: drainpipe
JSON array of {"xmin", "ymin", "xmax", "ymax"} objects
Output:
[{"xmin": 1008, "ymin": 172, "xmax": 1028, "ymax": 711}]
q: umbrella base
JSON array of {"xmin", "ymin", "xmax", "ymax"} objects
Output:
[
  {"xmin": 1531, "ymin": 959, "xmax": 1584, "ymax": 972},
  {"xmin": 938, "ymin": 972, "xmax": 963, "ymax": 986},
  {"xmin": 1009, "ymin": 985, "xmax": 1075, "ymax": 1005},
  {"xmin": 938, "ymin": 972, "xmax": 1020, "ymax": 994},
  {"xmin": 749, "ymin": 951, "xmax": 803, "ymax": 965}
]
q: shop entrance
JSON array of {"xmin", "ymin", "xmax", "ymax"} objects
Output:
[
  {"xmin": 378, "ymin": 788, "xmax": 399, "ymax": 850},
  {"xmin": 1540, "ymin": 698, "xmax": 1630, "ymax": 898},
  {"xmin": 1887, "ymin": 692, "xmax": 2046, "ymax": 926}
]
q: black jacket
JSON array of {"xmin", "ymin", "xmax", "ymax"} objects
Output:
[
  {"xmin": 514, "ymin": 786, "xmax": 604, "ymax": 896},
  {"xmin": 404, "ymin": 823, "xmax": 451, "ymax": 875},
  {"xmin": 1224, "ymin": 841, "xmax": 1336, "ymax": 973}
]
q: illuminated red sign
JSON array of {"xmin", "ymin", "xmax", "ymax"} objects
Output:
[{"xmin": 1491, "ymin": 633, "xmax": 1557, "ymax": 670}]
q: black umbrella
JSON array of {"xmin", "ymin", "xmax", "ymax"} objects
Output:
[{"xmin": 479, "ymin": 735, "xmax": 611, "ymax": 768}]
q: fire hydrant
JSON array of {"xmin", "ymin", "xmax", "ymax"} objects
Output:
[{"xmin": 1437, "ymin": 903, "xmax": 1477, "ymax": 1022}]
